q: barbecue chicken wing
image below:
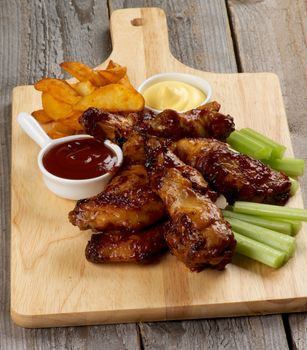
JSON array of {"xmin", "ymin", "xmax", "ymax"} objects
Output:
[
  {"xmin": 146, "ymin": 105, "xmax": 234, "ymax": 141},
  {"xmin": 79, "ymin": 107, "xmax": 139, "ymax": 143},
  {"xmin": 85, "ymin": 220, "xmax": 169, "ymax": 263},
  {"xmin": 145, "ymin": 136, "xmax": 217, "ymax": 199},
  {"xmin": 79, "ymin": 101, "xmax": 235, "ymax": 142},
  {"xmin": 69, "ymin": 164, "xmax": 165, "ymax": 231},
  {"xmin": 122, "ymin": 132, "xmax": 146, "ymax": 166},
  {"xmin": 146, "ymin": 140, "xmax": 236, "ymax": 271},
  {"xmin": 69, "ymin": 130, "xmax": 165, "ymax": 231},
  {"xmin": 175, "ymin": 138, "xmax": 291, "ymax": 205}
]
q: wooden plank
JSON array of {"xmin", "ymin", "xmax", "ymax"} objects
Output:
[
  {"xmin": 109, "ymin": 0, "xmax": 237, "ymax": 73},
  {"xmin": 0, "ymin": 323, "xmax": 140, "ymax": 350},
  {"xmin": 227, "ymin": 1, "xmax": 307, "ymax": 348},
  {"xmin": 285, "ymin": 314, "xmax": 307, "ymax": 349},
  {"xmin": 110, "ymin": 1, "xmax": 290, "ymax": 348},
  {"xmin": 140, "ymin": 317, "xmax": 288, "ymax": 350},
  {"xmin": 0, "ymin": 0, "xmax": 140, "ymax": 349}
]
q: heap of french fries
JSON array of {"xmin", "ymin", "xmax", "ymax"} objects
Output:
[{"xmin": 32, "ymin": 61, "xmax": 144, "ymax": 138}]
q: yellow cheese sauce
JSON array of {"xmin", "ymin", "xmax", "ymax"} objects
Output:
[{"xmin": 142, "ymin": 80, "xmax": 206, "ymax": 112}]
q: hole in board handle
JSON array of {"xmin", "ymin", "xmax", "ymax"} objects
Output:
[{"xmin": 131, "ymin": 18, "xmax": 144, "ymax": 26}]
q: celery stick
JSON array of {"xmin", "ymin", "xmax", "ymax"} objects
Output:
[
  {"xmin": 265, "ymin": 158, "xmax": 305, "ymax": 177},
  {"xmin": 290, "ymin": 177, "xmax": 299, "ymax": 196},
  {"xmin": 227, "ymin": 131, "xmax": 272, "ymax": 160},
  {"xmin": 227, "ymin": 218, "xmax": 296, "ymax": 258},
  {"xmin": 264, "ymin": 217, "xmax": 302, "ymax": 236},
  {"xmin": 222, "ymin": 209, "xmax": 292, "ymax": 235},
  {"xmin": 240, "ymin": 128, "xmax": 286, "ymax": 159},
  {"xmin": 233, "ymin": 201, "xmax": 307, "ymax": 221},
  {"xmin": 233, "ymin": 231, "xmax": 286, "ymax": 268}
]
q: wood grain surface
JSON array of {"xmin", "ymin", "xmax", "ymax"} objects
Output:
[
  {"xmin": 10, "ymin": 2, "xmax": 307, "ymax": 329},
  {"xmin": 1, "ymin": 0, "xmax": 306, "ymax": 349}
]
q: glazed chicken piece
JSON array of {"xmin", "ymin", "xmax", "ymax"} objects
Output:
[
  {"xmin": 122, "ymin": 131, "xmax": 146, "ymax": 166},
  {"xmin": 69, "ymin": 130, "xmax": 166, "ymax": 231},
  {"xmin": 69, "ymin": 164, "xmax": 165, "ymax": 231},
  {"xmin": 146, "ymin": 141, "xmax": 236, "ymax": 271},
  {"xmin": 146, "ymin": 105, "xmax": 234, "ymax": 141},
  {"xmin": 175, "ymin": 138, "xmax": 291, "ymax": 205},
  {"xmin": 79, "ymin": 101, "xmax": 235, "ymax": 142},
  {"xmin": 85, "ymin": 220, "xmax": 169, "ymax": 263},
  {"xmin": 145, "ymin": 136, "xmax": 217, "ymax": 199},
  {"xmin": 79, "ymin": 108, "xmax": 139, "ymax": 143}
]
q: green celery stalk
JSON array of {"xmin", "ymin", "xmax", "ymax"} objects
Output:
[
  {"xmin": 263, "ymin": 217, "xmax": 302, "ymax": 236},
  {"xmin": 240, "ymin": 128, "xmax": 286, "ymax": 159},
  {"xmin": 290, "ymin": 178, "xmax": 299, "ymax": 196},
  {"xmin": 222, "ymin": 209, "xmax": 292, "ymax": 235},
  {"xmin": 264, "ymin": 158, "xmax": 305, "ymax": 177},
  {"xmin": 227, "ymin": 130, "xmax": 272, "ymax": 160},
  {"xmin": 233, "ymin": 201, "xmax": 307, "ymax": 221},
  {"xmin": 233, "ymin": 231, "xmax": 286, "ymax": 268},
  {"xmin": 227, "ymin": 218, "xmax": 296, "ymax": 258}
]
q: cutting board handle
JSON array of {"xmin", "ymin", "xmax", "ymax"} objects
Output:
[
  {"xmin": 110, "ymin": 8, "xmax": 171, "ymax": 61},
  {"xmin": 98, "ymin": 7, "xmax": 182, "ymax": 83}
]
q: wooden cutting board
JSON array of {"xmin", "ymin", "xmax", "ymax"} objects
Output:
[{"xmin": 11, "ymin": 7, "xmax": 307, "ymax": 328}]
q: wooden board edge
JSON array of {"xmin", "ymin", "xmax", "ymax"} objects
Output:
[{"xmin": 11, "ymin": 297, "xmax": 307, "ymax": 328}]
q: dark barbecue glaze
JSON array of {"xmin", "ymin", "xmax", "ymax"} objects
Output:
[
  {"xmin": 145, "ymin": 136, "xmax": 217, "ymax": 200},
  {"xmin": 69, "ymin": 131, "xmax": 166, "ymax": 232},
  {"xmin": 175, "ymin": 138, "xmax": 291, "ymax": 205},
  {"xmin": 79, "ymin": 101, "xmax": 235, "ymax": 143},
  {"xmin": 69, "ymin": 164, "xmax": 165, "ymax": 231},
  {"xmin": 145, "ymin": 138, "xmax": 236, "ymax": 272},
  {"xmin": 85, "ymin": 220, "xmax": 169, "ymax": 263}
]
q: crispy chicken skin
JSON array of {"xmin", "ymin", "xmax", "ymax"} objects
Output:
[
  {"xmin": 175, "ymin": 138, "xmax": 291, "ymax": 205},
  {"xmin": 122, "ymin": 132, "xmax": 146, "ymax": 166},
  {"xmin": 69, "ymin": 164, "xmax": 165, "ymax": 231},
  {"xmin": 145, "ymin": 136, "xmax": 217, "ymax": 200},
  {"xmin": 154, "ymin": 167, "xmax": 235, "ymax": 271},
  {"xmin": 85, "ymin": 220, "xmax": 169, "ymax": 263},
  {"xmin": 79, "ymin": 101, "xmax": 235, "ymax": 142},
  {"xmin": 146, "ymin": 139, "xmax": 236, "ymax": 271},
  {"xmin": 146, "ymin": 107, "xmax": 234, "ymax": 141},
  {"xmin": 79, "ymin": 108, "xmax": 139, "ymax": 143}
]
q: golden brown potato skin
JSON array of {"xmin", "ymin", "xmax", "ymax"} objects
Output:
[
  {"xmin": 85, "ymin": 220, "xmax": 169, "ymax": 263},
  {"xmin": 69, "ymin": 164, "xmax": 165, "ymax": 231},
  {"xmin": 175, "ymin": 138, "xmax": 291, "ymax": 205}
]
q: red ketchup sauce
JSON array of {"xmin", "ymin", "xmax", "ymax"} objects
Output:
[{"xmin": 42, "ymin": 138, "xmax": 117, "ymax": 180}]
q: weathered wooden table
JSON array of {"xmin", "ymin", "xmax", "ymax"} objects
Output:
[{"xmin": 1, "ymin": 0, "xmax": 306, "ymax": 349}]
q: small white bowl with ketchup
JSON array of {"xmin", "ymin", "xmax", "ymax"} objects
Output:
[{"xmin": 17, "ymin": 112, "xmax": 123, "ymax": 200}]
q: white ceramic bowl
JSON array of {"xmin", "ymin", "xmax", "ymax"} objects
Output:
[
  {"xmin": 137, "ymin": 72, "xmax": 212, "ymax": 113},
  {"xmin": 18, "ymin": 112, "xmax": 123, "ymax": 200}
]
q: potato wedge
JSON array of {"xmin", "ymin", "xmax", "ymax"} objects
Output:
[
  {"xmin": 71, "ymin": 81, "xmax": 96, "ymax": 96},
  {"xmin": 73, "ymin": 84, "xmax": 145, "ymax": 112},
  {"xmin": 105, "ymin": 61, "xmax": 133, "ymax": 89},
  {"xmin": 97, "ymin": 66, "xmax": 127, "ymax": 84},
  {"xmin": 33, "ymin": 60, "xmax": 141, "ymax": 138},
  {"xmin": 47, "ymin": 122, "xmax": 77, "ymax": 139},
  {"xmin": 42, "ymin": 93, "xmax": 73, "ymax": 120},
  {"xmin": 35, "ymin": 78, "xmax": 81, "ymax": 105},
  {"xmin": 106, "ymin": 60, "xmax": 119, "ymax": 69},
  {"xmin": 60, "ymin": 61, "xmax": 105, "ymax": 87},
  {"xmin": 118, "ymin": 74, "xmax": 134, "ymax": 90},
  {"xmin": 60, "ymin": 112, "xmax": 84, "ymax": 131},
  {"xmin": 32, "ymin": 109, "xmax": 52, "ymax": 123}
]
